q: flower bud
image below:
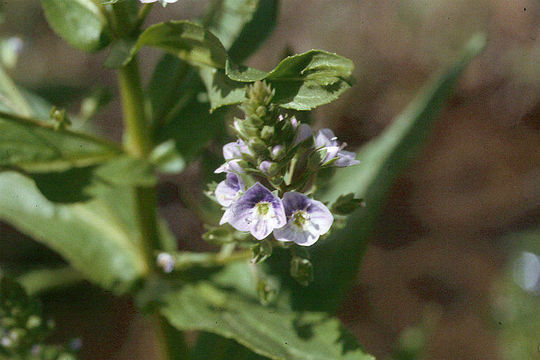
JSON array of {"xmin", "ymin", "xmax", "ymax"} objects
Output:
[
  {"xmin": 252, "ymin": 239, "xmax": 273, "ymax": 263},
  {"xmin": 256, "ymin": 276, "xmax": 278, "ymax": 305},
  {"xmin": 271, "ymin": 145, "xmax": 285, "ymax": 160},
  {"xmin": 290, "ymin": 256, "xmax": 314, "ymax": 286},
  {"xmin": 249, "ymin": 138, "xmax": 268, "ymax": 155},
  {"xmin": 260, "ymin": 125, "xmax": 275, "ymax": 140}
]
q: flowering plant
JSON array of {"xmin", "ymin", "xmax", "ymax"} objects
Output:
[{"xmin": 0, "ymin": 0, "xmax": 485, "ymax": 359}]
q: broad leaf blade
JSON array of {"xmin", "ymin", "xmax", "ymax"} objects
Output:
[
  {"xmin": 192, "ymin": 332, "xmax": 268, "ymax": 360},
  {"xmin": 0, "ymin": 112, "xmax": 121, "ymax": 172},
  {"xmin": 205, "ymin": 50, "xmax": 355, "ymax": 111},
  {"xmin": 40, "ymin": 0, "xmax": 110, "ymax": 52},
  {"xmin": 159, "ymin": 264, "xmax": 374, "ymax": 360},
  {"xmin": 108, "ymin": 21, "xmax": 228, "ymax": 69},
  {"xmin": 288, "ymin": 34, "xmax": 487, "ymax": 312},
  {"xmin": 0, "ymin": 172, "xmax": 149, "ymax": 292}
]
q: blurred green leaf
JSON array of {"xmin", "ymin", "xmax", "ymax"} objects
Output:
[
  {"xmin": 282, "ymin": 33, "xmax": 487, "ymax": 312},
  {"xmin": 149, "ymin": 140, "xmax": 186, "ymax": 174},
  {"xmin": 192, "ymin": 332, "xmax": 268, "ymax": 360},
  {"xmin": 26, "ymin": 155, "xmax": 155, "ymax": 204},
  {"xmin": 0, "ymin": 65, "xmax": 33, "ymax": 118},
  {"xmin": 0, "ymin": 112, "xmax": 122, "ymax": 172},
  {"xmin": 158, "ymin": 263, "xmax": 374, "ymax": 360},
  {"xmin": 495, "ymin": 228, "xmax": 540, "ymax": 360},
  {"xmin": 0, "ymin": 172, "xmax": 149, "ymax": 292},
  {"xmin": 204, "ymin": 0, "xmax": 278, "ymax": 63},
  {"xmin": 0, "ymin": 37, "xmax": 23, "ymax": 70},
  {"xmin": 40, "ymin": 0, "xmax": 110, "ymax": 52},
  {"xmin": 107, "ymin": 21, "xmax": 228, "ymax": 69}
]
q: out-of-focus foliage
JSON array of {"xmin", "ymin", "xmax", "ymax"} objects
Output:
[{"xmin": 493, "ymin": 229, "xmax": 540, "ymax": 360}]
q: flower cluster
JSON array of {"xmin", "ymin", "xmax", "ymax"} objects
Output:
[{"xmin": 212, "ymin": 82, "xmax": 359, "ymax": 248}]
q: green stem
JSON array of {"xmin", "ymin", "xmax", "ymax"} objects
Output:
[
  {"xmin": 111, "ymin": 5, "xmax": 183, "ymax": 360},
  {"xmin": 117, "ymin": 56, "xmax": 160, "ymax": 263},
  {"xmin": 170, "ymin": 250, "xmax": 252, "ymax": 271},
  {"xmin": 118, "ymin": 59, "xmax": 152, "ymax": 157}
]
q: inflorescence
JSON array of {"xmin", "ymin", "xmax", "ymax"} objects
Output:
[{"xmin": 211, "ymin": 81, "xmax": 359, "ymax": 252}]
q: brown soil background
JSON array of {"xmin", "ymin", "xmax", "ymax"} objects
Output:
[{"xmin": 1, "ymin": 1, "xmax": 539, "ymax": 359}]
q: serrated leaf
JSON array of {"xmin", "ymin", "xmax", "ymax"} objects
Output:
[
  {"xmin": 204, "ymin": 50, "xmax": 355, "ymax": 111},
  {"xmin": 283, "ymin": 33, "xmax": 487, "ymax": 312},
  {"xmin": 40, "ymin": 0, "xmax": 110, "ymax": 52},
  {"xmin": 159, "ymin": 263, "xmax": 374, "ymax": 360},
  {"xmin": 0, "ymin": 172, "xmax": 149, "ymax": 292},
  {"xmin": 0, "ymin": 112, "xmax": 122, "ymax": 172},
  {"xmin": 109, "ymin": 21, "xmax": 228, "ymax": 69}
]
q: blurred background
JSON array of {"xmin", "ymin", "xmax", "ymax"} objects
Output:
[{"xmin": 1, "ymin": 0, "xmax": 539, "ymax": 359}]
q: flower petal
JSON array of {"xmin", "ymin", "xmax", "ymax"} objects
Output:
[
  {"xmin": 223, "ymin": 139, "xmax": 250, "ymax": 160},
  {"xmin": 294, "ymin": 123, "xmax": 313, "ymax": 145},
  {"xmin": 334, "ymin": 150, "xmax": 360, "ymax": 167},
  {"xmin": 251, "ymin": 217, "xmax": 273, "ymax": 240},
  {"xmin": 307, "ymin": 199, "xmax": 334, "ymax": 235},
  {"xmin": 282, "ymin": 191, "xmax": 309, "ymax": 217},
  {"xmin": 215, "ymin": 173, "xmax": 245, "ymax": 207},
  {"xmin": 273, "ymin": 223, "xmax": 318, "ymax": 246}
]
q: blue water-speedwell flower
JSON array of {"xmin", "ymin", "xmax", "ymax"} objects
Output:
[
  {"xmin": 314, "ymin": 128, "xmax": 360, "ymax": 167},
  {"xmin": 215, "ymin": 172, "xmax": 245, "ymax": 207},
  {"xmin": 273, "ymin": 192, "xmax": 334, "ymax": 246},
  {"xmin": 215, "ymin": 139, "xmax": 252, "ymax": 174},
  {"xmin": 220, "ymin": 183, "xmax": 286, "ymax": 240}
]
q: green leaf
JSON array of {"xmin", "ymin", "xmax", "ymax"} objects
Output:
[
  {"xmin": 0, "ymin": 172, "xmax": 149, "ymax": 292},
  {"xmin": 199, "ymin": 66, "xmax": 247, "ymax": 110},
  {"xmin": 284, "ymin": 33, "xmax": 487, "ymax": 312},
  {"xmin": 0, "ymin": 112, "xmax": 122, "ymax": 172},
  {"xmin": 108, "ymin": 21, "xmax": 228, "ymax": 69},
  {"xmin": 192, "ymin": 333, "xmax": 268, "ymax": 360},
  {"xmin": 203, "ymin": 50, "xmax": 355, "ymax": 111},
  {"xmin": 153, "ymin": 86, "xmax": 228, "ymax": 162},
  {"xmin": 26, "ymin": 156, "xmax": 156, "ymax": 203},
  {"xmin": 147, "ymin": 0, "xmax": 278, "ymax": 163},
  {"xmin": 40, "ymin": 0, "xmax": 110, "ymax": 52},
  {"xmin": 204, "ymin": 0, "xmax": 278, "ymax": 63},
  {"xmin": 159, "ymin": 263, "xmax": 374, "ymax": 360},
  {"xmin": 149, "ymin": 140, "xmax": 186, "ymax": 174}
]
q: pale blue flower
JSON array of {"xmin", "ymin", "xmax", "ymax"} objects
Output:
[
  {"xmin": 273, "ymin": 192, "xmax": 333, "ymax": 246},
  {"xmin": 156, "ymin": 252, "xmax": 175, "ymax": 273},
  {"xmin": 220, "ymin": 183, "xmax": 286, "ymax": 240},
  {"xmin": 295, "ymin": 123, "xmax": 312, "ymax": 145},
  {"xmin": 215, "ymin": 139, "xmax": 252, "ymax": 173},
  {"xmin": 314, "ymin": 128, "xmax": 360, "ymax": 167},
  {"xmin": 215, "ymin": 172, "xmax": 245, "ymax": 207}
]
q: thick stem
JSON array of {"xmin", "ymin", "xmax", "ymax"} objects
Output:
[
  {"xmin": 112, "ymin": 6, "xmax": 182, "ymax": 359},
  {"xmin": 118, "ymin": 59, "xmax": 152, "ymax": 157}
]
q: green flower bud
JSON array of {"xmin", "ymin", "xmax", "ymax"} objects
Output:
[
  {"xmin": 251, "ymin": 239, "xmax": 273, "ymax": 264},
  {"xmin": 290, "ymin": 256, "xmax": 314, "ymax": 286},
  {"xmin": 249, "ymin": 138, "xmax": 268, "ymax": 155},
  {"xmin": 260, "ymin": 125, "xmax": 275, "ymax": 140}
]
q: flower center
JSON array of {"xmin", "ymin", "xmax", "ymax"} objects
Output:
[
  {"xmin": 292, "ymin": 210, "xmax": 309, "ymax": 228},
  {"xmin": 255, "ymin": 201, "xmax": 271, "ymax": 216}
]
